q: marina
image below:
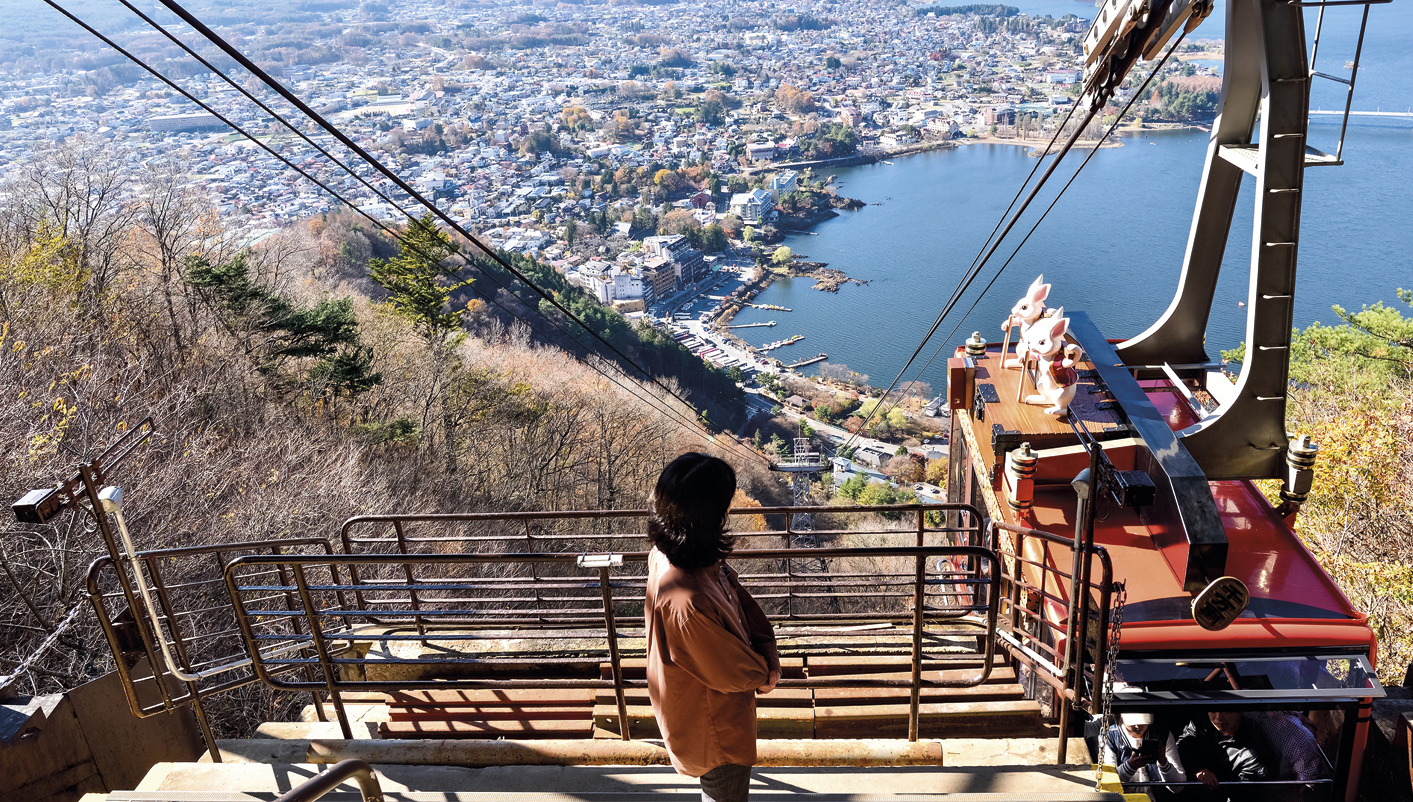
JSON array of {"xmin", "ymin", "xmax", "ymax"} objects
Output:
[{"xmin": 758, "ymin": 334, "xmax": 805, "ymax": 352}]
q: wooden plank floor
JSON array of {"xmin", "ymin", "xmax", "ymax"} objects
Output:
[{"xmin": 378, "ymin": 656, "xmax": 1043, "ymax": 741}]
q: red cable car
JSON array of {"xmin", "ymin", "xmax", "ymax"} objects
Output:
[{"xmin": 943, "ymin": 0, "xmax": 1387, "ymax": 799}]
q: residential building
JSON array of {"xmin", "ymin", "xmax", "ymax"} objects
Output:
[
  {"xmin": 770, "ymin": 170, "xmax": 798, "ymax": 198},
  {"xmin": 643, "ymin": 256, "xmax": 677, "ymax": 304},
  {"xmin": 729, "ymin": 189, "xmax": 774, "ymax": 224}
]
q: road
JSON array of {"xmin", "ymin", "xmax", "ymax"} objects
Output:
[{"xmin": 742, "ymin": 389, "xmax": 927, "ymax": 460}]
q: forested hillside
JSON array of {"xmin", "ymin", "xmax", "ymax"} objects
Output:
[
  {"xmin": 1225, "ymin": 292, "xmax": 1413, "ymax": 682},
  {"xmin": 0, "ymin": 137, "xmax": 776, "ymax": 733}
]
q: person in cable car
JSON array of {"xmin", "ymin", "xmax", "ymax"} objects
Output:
[
  {"xmin": 644, "ymin": 453, "xmax": 782, "ymax": 802},
  {"xmin": 1246, "ymin": 712, "xmax": 1329, "ymax": 802},
  {"xmin": 1178, "ymin": 711, "xmax": 1277, "ymax": 802},
  {"xmin": 1100, "ymin": 709, "xmax": 1187, "ymax": 799}
]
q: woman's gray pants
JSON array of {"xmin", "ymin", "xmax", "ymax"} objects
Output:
[{"xmin": 699, "ymin": 763, "xmax": 752, "ymax": 802}]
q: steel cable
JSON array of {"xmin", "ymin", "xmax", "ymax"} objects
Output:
[
  {"xmin": 153, "ymin": 0, "xmax": 761, "ymax": 462},
  {"xmin": 109, "ymin": 0, "xmax": 766, "ymax": 464},
  {"xmin": 859, "ymin": 29, "xmax": 1193, "ymax": 438},
  {"xmin": 39, "ymin": 0, "xmax": 763, "ymax": 464}
]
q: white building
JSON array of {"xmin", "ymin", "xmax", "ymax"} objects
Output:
[
  {"xmin": 770, "ymin": 170, "xmax": 798, "ymax": 198},
  {"xmin": 729, "ymin": 189, "xmax": 774, "ymax": 224}
]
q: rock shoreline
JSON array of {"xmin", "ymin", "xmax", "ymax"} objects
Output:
[
  {"xmin": 776, "ymin": 195, "xmax": 867, "ymax": 231},
  {"xmin": 786, "ymin": 261, "xmax": 868, "ymax": 293}
]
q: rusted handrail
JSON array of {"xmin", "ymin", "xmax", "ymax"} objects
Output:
[
  {"xmin": 85, "ymin": 536, "xmax": 340, "ymax": 761},
  {"xmin": 273, "ymin": 759, "xmax": 383, "ymax": 802},
  {"xmin": 990, "ymin": 520, "xmax": 1114, "ymax": 764},
  {"xmin": 225, "ymin": 540, "xmax": 1000, "ymax": 742}
]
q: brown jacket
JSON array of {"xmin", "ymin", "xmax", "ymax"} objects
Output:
[{"xmin": 645, "ymin": 547, "xmax": 780, "ymax": 777}]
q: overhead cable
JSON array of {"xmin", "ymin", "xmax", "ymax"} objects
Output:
[
  {"xmin": 860, "ymin": 29, "xmax": 1193, "ymax": 437},
  {"xmin": 152, "ymin": 0, "xmax": 745, "ymax": 452},
  {"xmin": 41, "ymin": 0, "xmax": 762, "ymax": 465},
  {"xmin": 837, "ymin": 103, "xmax": 1102, "ymax": 453},
  {"xmin": 103, "ymin": 0, "xmax": 765, "ymax": 464}
]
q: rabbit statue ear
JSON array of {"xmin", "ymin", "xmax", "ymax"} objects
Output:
[
  {"xmin": 1027, "ymin": 274, "xmax": 1049, "ymax": 301},
  {"xmin": 1048, "ymin": 316, "xmax": 1070, "ymax": 339}
]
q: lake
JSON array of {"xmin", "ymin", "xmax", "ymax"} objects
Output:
[{"xmin": 730, "ymin": 3, "xmax": 1412, "ymax": 388}]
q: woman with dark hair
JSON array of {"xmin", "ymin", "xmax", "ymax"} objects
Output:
[{"xmin": 645, "ymin": 453, "xmax": 781, "ymax": 802}]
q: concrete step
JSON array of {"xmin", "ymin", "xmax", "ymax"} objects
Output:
[
  {"xmin": 596, "ymin": 687, "xmax": 816, "ymax": 708},
  {"xmin": 815, "ymin": 699, "xmax": 1044, "ymax": 739},
  {"xmin": 593, "ymin": 698, "xmax": 1044, "ymax": 741},
  {"xmin": 126, "ymin": 761, "xmax": 1123, "ymax": 800},
  {"xmin": 379, "ymin": 718, "xmax": 596, "ymax": 739},
  {"xmin": 593, "ymin": 703, "xmax": 813, "ymax": 739}
]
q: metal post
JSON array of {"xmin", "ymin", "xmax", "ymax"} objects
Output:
[
  {"xmin": 908, "ymin": 551, "xmax": 925, "ymax": 742},
  {"xmin": 1009, "ymin": 526, "xmax": 1024, "ymax": 642},
  {"xmin": 1091, "ymin": 549, "xmax": 1114, "ymax": 717},
  {"xmin": 597, "ymin": 566, "xmax": 631, "ymax": 741},
  {"xmin": 392, "ymin": 521, "xmax": 425, "ymax": 643},
  {"xmin": 784, "ymin": 529, "xmax": 795, "ymax": 619},
  {"xmin": 1334, "ymin": 4, "xmax": 1370, "ymax": 163},
  {"xmin": 78, "ymin": 464, "xmax": 177, "ymax": 710},
  {"xmin": 291, "ymin": 563, "xmax": 353, "ymax": 739},
  {"xmin": 271, "ymin": 547, "xmax": 327, "ymax": 723},
  {"xmin": 144, "ymin": 556, "xmax": 221, "ymax": 762}
]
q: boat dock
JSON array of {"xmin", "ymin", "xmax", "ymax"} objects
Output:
[
  {"xmin": 748, "ymin": 303, "xmax": 792, "ymax": 312},
  {"xmin": 759, "ymin": 335, "xmax": 805, "ymax": 352},
  {"xmin": 727, "ymin": 321, "xmax": 777, "ymax": 329},
  {"xmin": 785, "ymin": 353, "xmax": 829, "ymax": 369}
]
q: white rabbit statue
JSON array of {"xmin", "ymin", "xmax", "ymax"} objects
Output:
[
  {"xmin": 1020, "ymin": 309, "xmax": 1083, "ymax": 417},
  {"xmin": 1001, "ymin": 274, "xmax": 1051, "ymax": 369}
]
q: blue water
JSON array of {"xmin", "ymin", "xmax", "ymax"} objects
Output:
[{"xmin": 733, "ymin": 3, "xmax": 1413, "ymax": 388}]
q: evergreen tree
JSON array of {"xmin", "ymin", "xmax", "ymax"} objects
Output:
[
  {"xmin": 185, "ymin": 253, "xmax": 379, "ymax": 403},
  {"xmin": 369, "ymin": 213, "xmax": 472, "ymax": 346},
  {"xmin": 369, "ymin": 213, "xmax": 475, "ymax": 473}
]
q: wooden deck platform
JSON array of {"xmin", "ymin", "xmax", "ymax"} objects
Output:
[
  {"xmin": 961, "ymin": 344, "xmax": 1129, "ymax": 480},
  {"xmin": 377, "ymin": 655, "xmax": 1043, "ymax": 741}
]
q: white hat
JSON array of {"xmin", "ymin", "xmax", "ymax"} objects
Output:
[{"xmin": 1120, "ymin": 712, "xmax": 1154, "ymax": 726}]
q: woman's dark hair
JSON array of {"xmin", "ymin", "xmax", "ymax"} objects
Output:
[{"xmin": 647, "ymin": 453, "xmax": 737, "ymax": 570}]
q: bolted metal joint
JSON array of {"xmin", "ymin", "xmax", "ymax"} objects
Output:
[
  {"xmin": 1004, "ymin": 443, "xmax": 1039, "ymax": 517},
  {"xmin": 964, "ymin": 331, "xmax": 988, "ymax": 358},
  {"xmin": 1277, "ymin": 434, "xmax": 1319, "ymax": 516}
]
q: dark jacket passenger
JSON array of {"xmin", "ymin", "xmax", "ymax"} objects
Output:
[{"xmin": 1178, "ymin": 713, "xmax": 1276, "ymax": 802}]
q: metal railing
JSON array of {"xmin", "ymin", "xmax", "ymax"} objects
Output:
[
  {"xmin": 992, "ymin": 520, "xmax": 1114, "ymax": 708},
  {"xmin": 337, "ymin": 504, "xmax": 987, "ymax": 618},
  {"xmin": 77, "ymin": 501, "xmax": 1130, "ymax": 755},
  {"xmin": 990, "ymin": 519, "xmax": 1115, "ymax": 763},
  {"xmin": 274, "ymin": 759, "xmax": 384, "ymax": 802},
  {"xmin": 86, "ymin": 536, "xmax": 344, "ymax": 757},
  {"xmin": 219, "ymin": 503, "xmax": 998, "ymax": 741}
]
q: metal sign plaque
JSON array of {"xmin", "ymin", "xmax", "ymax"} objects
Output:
[{"xmin": 1192, "ymin": 576, "xmax": 1250, "ymax": 631}]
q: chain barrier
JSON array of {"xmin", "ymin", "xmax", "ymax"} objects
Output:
[
  {"xmin": 0, "ymin": 601, "xmax": 88, "ymax": 690},
  {"xmin": 1095, "ymin": 581, "xmax": 1127, "ymax": 791}
]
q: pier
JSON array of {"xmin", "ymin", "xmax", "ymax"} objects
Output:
[
  {"xmin": 748, "ymin": 303, "xmax": 792, "ymax": 312},
  {"xmin": 785, "ymin": 353, "xmax": 829, "ymax": 369},
  {"xmin": 727, "ymin": 321, "xmax": 777, "ymax": 329},
  {"xmin": 759, "ymin": 335, "xmax": 805, "ymax": 352}
]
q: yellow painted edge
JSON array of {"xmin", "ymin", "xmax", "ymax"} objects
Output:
[{"xmin": 1094, "ymin": 763, "xmax": 1124, "ymax": 793}]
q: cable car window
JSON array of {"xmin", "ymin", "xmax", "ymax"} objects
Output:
[{"xmin": 1111, "ymin": 655, "xmax": 1384, "ymax": 704}]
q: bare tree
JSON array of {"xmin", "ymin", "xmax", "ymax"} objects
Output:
[
  {"xmin": 2, "ymin": 135, "xmax": 136, "ymax": 311},
  {"xmin": 128, "ymin": 157, "xmax": 219, "ymax": 356}
]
